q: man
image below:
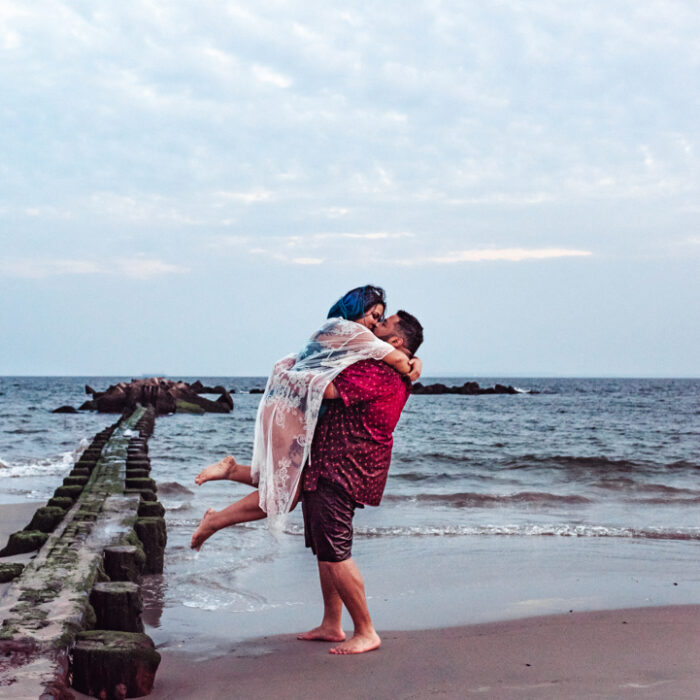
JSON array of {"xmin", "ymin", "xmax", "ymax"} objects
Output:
[{"xmin": 298, "ymin": 310, "xmax": 424, "ymax": 655}]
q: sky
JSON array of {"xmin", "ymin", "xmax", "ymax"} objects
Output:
[{"xmin": 1, "ymin": 1, "xmax": 699, "ymax": 377}]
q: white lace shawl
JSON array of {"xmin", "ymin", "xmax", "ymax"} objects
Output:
[{"xmin": 250, "ymin": 318, "xmax": 394, "ymax": 530}]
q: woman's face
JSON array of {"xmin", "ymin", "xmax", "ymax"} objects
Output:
[{"xmin": 357, "ymin": 303, "xmax": 385, "ymax": 331}]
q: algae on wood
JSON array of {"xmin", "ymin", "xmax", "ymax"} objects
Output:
[{"xmin": 71, "ymin": 630, "xmax": 161, "ymax": 698}]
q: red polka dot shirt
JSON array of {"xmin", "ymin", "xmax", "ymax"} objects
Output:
[{"xmin": 303, "ymin": 359, "xmax": 411, "ymax": 506}]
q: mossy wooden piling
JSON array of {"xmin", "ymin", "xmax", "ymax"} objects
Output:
[{"xmin": 0, "ymin": 406, "xmax": 166, "ymax": 698}]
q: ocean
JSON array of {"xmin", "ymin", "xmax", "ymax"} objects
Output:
[{"xmin": 1, "ymin": 376, "xmax": 699, "ymax": 651}]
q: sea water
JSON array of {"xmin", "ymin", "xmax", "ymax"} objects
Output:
[{"xmin": 1, "ymin": 376, "xmax": 698, "ymax": 649}]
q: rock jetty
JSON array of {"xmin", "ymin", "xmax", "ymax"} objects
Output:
[
  {"xmin": 0, "ymin": 407, "xmax": 165, "ymax": 699},
  {"xmin": 79, "ymin": 377, "xmax": 234, "ymax": 416},
  {"xmin": 411, "ymin": 381, "xmax": 522, "ymax": 395}
]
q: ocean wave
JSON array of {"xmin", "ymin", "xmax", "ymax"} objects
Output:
[
  {"xmin": 502, "ymin": 454, "xmax": 653, "ymax": 472},
  {"xmin": 278, "ymin": 521, "xmax": 700, "ymax": 541},
  {"xmin": 382, "ymin": 491, "xmax": 591, "ymax": 507},
  {"xmin": 594, "ymin": 478, "xmax": 700, "ymax": 497},
  {"xmin": 399, "ymin": 452, "xmax": 472, "ymax": 465},
  {"xmin": 625, "ymin": 496, "xmax": 700, "ymax": 505},
  {"xmin": 0, "ymin": 438, "xmax": 88, "ymax": 480},
  {"xmin": 665, "ymin": 460, "xmax": 700, "ymax": 470},
  {"xmin": 392, "ymin": 470, "xmax": 468, "ymax": 483}
]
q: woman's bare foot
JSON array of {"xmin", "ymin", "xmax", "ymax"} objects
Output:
[
  {"xmin": 195, "ymin": 457, "xmax": 236, "ymax": 485},
  {"xmin": 191, "ymin": 508, "xmax": 219, "ymax": 550},
  {"xmin": 297, "ymin": 625, "xmax": 346, "ymax": 643},
  {"xmin": 329, "ymin": 632, "xmax": 381, "ymax": 655}
]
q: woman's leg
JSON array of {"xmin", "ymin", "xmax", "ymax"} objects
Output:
[
  {"xmin": 195, "ymin": 456, "xmax": 256, "ymax": 487},
  {"xmin": 191, "ymin": 491, "xmax": 266, "ymax": 550}
]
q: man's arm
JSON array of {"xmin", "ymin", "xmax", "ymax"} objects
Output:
[{"xmin": 323, "ymin": 382, "xmax": 339, "ymax": 399}]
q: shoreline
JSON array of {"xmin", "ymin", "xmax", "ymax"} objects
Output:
[
  {"xmin": 130, "ymin": 605, "xmax": 700, "ymax": 699},
  {"xmin": 3, "ymin": 504, "xmax": 699, "ymax": 698}
]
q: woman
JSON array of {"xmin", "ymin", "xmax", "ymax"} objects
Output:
[{"xmin": 191, "ymin": 285, "xmax": 420, "ymax": 549}]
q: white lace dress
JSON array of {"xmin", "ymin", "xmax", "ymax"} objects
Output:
[{"xmin": 250, "ymin": 318, "xmax": 394, "ymax": 530}]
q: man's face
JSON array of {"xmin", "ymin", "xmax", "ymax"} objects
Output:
[{"xmin": 373, "ymin": 314, "xmax": 401, "ymax": 342}]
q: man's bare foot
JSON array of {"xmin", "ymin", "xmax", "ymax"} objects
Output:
[
  {"xmin": 297, "ymin": 625, "xmax": 346, "ymax": 643},
  {"xmin": 190, "ymin": 508, "xmax": 219, "ymax": 550},
  {"xmin": 329, "ymin": 632, "xmax": 381, "ymax": 655},
  {"xmin": 195, "ymin": 457, "xmax": 236, "ymax": 485}
]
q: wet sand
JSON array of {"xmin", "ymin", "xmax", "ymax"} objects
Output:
[
  {"xmin": 4, "ymin": 504, "xmax": 698, "ymax": 698},
  {"xmin": 145, "ymin": 605, "xmax": 700, "ymax": 700}
]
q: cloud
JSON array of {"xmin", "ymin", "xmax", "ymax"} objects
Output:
[
  {"xmin": 290, "ymin": 257, "xmax": 324, "ymax": 265},
  {"xmin": 0, "ymin": 257, "xmax": 188, "ymax": 279},
  {"xmin": 2, "ymin": 0, "xmax": 698, "ymax": 271},
  {"xmin": 427, "ymin": 248, "xmax": 593, "ymax": 264},
  {"xmin": 0, "ymin": 259, "xmax": 102, "ymax": 278},
  {"xmin": 313, "ymin": 232, "xmax": 413, "ymax": 240},
  {"xmin": 214, "ymin": 190, "xmax": 273, "ymax": 204},
  {"xmin": 116, "ymin": 257, "xmax": 189, "ymax": 279},
  {"xmin": 251, "ymin": 64, "xmax": 293, "ymax": 88}
]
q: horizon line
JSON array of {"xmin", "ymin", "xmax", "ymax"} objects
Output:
[{"xmin": 1, "ymin": 373, "xmax": 698, "ymax": 380}]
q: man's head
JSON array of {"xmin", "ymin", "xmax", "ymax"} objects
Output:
[{"xmin": 374, "ymin": 310, "xmax": 424, "ymax": 356}]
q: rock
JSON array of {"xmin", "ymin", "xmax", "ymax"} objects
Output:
[
  {"xmin": 53, "ymin": 405, "xmax": 78, "ymax": 414},
  {"xmin": 63, "ymin": 475, "xmax": 89, "ymax": 487},
  {"xmin": 25, "ymin": 506, "xmax": 66, "ymax": 533},
  {"xmin": 71, "ymin": 630, "xmax": 161, "ymax": 698},
  {"xmin": 53, "ymin": 484, "xmax": 84, "ymax": 501},
  {"xmin": 250, "ymin": 388, "xmax": 264, "ymax": 394},
  {"xmin": 175, "ymin": 400, "xmax": 205, "ymax": 415},
  {"xmin": 0, "ymin": 563, "xmax": 24, "ymax": 583},
  {"xmin": 85, "ymin": 384, "xmax": 95, "ymax": 395},
  {"xmin": 47, "ymin": 496, "xmax": 74, "ymax": 511},
  {"xmin": 0, "ymin": 530, "xmax": 49, "ymax": 556},
  {"xmin": 216, "ymin": 389, "xmax": 234, "ymax": 410},
  {"xmin": 82, "ymin": 378, "xmax": 234, "ymax": 415},
  {"xmin": 411, "ymin": 381, "xmax": 520, "ymax": 395}
]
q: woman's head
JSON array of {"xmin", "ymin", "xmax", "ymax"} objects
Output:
[{"xmin": 327, "ymin": 285, "xmax": 386, "ymax": 330}]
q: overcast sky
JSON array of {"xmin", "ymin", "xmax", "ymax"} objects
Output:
[{"xmin": 1, "ymin": 1, "xmax": 698, "ymax": 376}]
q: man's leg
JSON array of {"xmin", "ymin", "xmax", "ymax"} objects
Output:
[
  {"xmin": 322, "ymin": 558, "xmax": 381, "ymax": 655},
  {"xmin": 297, "ymin": 561, "xmax": 346, "ymax": 642},
  {"xmin": 190, "ymin": 490, "xmax": 265, "ymax": 550}
]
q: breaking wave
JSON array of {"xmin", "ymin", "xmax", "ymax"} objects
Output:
[
  {"xmin": 0, "ymin": 438, "xmax": 88, "ymax": 479},
  {"xmin": 382, "ymin": 491, "xmax": 591, "ymax": 507}
]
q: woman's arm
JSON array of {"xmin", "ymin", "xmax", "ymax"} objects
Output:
[{"xmin": 382, "ymin": 349, "xmax": 412, "ymax": 376}]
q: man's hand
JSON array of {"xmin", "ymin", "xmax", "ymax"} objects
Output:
[{"xmin": 407, "ymin": 356, "xmax": 422, "ymax": 382}]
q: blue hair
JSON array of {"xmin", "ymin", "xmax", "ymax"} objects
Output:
[{"xmin": 327, "ymin": 285, "xmax": 386, "ymax": 321}]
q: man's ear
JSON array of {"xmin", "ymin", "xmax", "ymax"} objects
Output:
[{"xmin": 388, "ymin": 335, "xmax": 404, "ymax": 349}]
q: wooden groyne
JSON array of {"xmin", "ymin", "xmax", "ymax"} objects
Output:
[{"xmin": 0, "ymin": 407, "xmax": 166, "ymax": 699}]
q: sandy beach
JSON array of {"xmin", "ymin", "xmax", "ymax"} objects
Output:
[
  {"xmin": 4, "ymin": 503, "xmax": 698, "ymax": 700},
  {"xmin": 143, "ymin": 605, "xmax": 700, "ymax": 699}
]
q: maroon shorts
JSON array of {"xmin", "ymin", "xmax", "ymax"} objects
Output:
[{"xmin": 302, "ymin": 478, "xmax": 359, "ymax": 563}]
